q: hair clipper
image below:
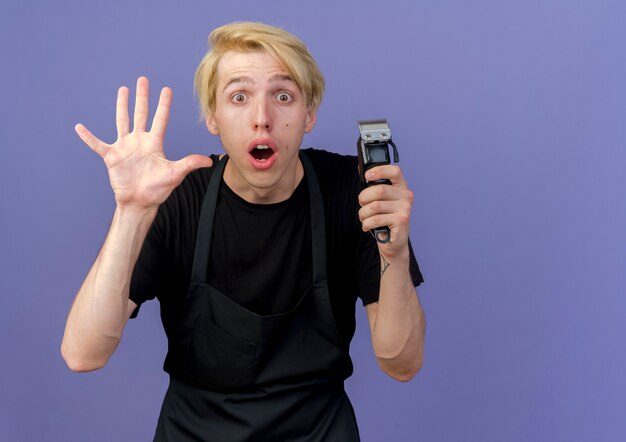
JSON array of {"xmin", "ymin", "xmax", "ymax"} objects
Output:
[{"xmin": 357, "ymin": 119, "xmax": 400, "ymax": 244}]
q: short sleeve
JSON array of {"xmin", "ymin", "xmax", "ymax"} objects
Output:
[{"xmin": 357, "ymin": 235, "xmax": 424, "ymax": 306}]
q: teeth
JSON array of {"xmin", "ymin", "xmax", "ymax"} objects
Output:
[{"xmin": 254, "ymin": 145, "xmax": 270, "ymax": 149}]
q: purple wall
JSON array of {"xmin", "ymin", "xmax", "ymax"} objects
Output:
[{"xmin": 1, "ymin": 1, "xmax": 625, "ymax": 441}]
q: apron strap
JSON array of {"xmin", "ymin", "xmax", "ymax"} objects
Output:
[
  {"xmin": 190, "ymin": 155, "xmax": 228, "ymax": 284},
  {"xmin": 299, "ymin": 151, "xmax": 328, "ymax": 288}
]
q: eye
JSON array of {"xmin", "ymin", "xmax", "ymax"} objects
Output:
[
  {"xmin": 231, "ymin": 93, "xmax": 247, "ymax": 103},
  {"xmin": 276, "ymin": 92, "xmax": 293, "ymax": 103}
]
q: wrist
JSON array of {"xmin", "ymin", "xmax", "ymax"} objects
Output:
[
  {"xmin": 379, "ymin": 245, "xmax": 411, "ymax": 280},
  {"xmin": 115, "ymin": 203, "xmax": 159, "ymax": 218},
  {"xmin": 113, "ymin": 204, "xmax": 159, "ymax": 231},
  {"xmin": 379, "ymin": 243, "xmax": 410, "ymax": 264}
]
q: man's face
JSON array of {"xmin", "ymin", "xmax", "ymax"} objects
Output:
[{"xmin": 206, "ymin": 50, "xmax": 316, "ymax": 204}]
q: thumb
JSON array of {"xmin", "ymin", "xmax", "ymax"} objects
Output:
[{"xmin": 173, "ymin": 154, "xmax": 213, "ymax": 177}]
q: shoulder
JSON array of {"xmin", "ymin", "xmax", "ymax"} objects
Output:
[
  {"xmin": 301, "ymin": 148, "xmax": 357, "ymax": 170},
  {"xmin": 301, "ymin": 148, "xmax": 360, "ymax": 192},
  {"xmin": 301, "ymin": 148, "xmax": 363, "ymax": 243}
]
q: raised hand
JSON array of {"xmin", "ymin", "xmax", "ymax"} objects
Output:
[{"xmin": 75, "ymin": 76, "xmax": 213, "ymax": 210}]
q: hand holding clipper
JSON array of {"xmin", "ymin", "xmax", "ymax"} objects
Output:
[{"xmin": 357, "ymin": 119, "xmax": 400, "ymax": 244}]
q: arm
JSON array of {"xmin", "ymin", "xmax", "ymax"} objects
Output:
[
  {"xmin": 61, "ymin": 77, "xmax": 213, "ymax": 372},
  {"xmin": 358, "ymin": 165, "xmax": 425, "ymax": 381},
  {"xmin": 61, "ymin": 207, "xmax": 155, "ymax": 372}
]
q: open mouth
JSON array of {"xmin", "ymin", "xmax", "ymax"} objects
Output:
[{"xmin": 250, "ymin": 144, "xmax": 275, "ymax": 161}]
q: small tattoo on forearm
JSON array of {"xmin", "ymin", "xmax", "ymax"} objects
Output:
[{"xmin": 381, "ymin": 257, "xmax": 390, "ymax": 278}]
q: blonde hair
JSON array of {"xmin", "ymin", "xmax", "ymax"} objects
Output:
[{"xmin": 194, "ymin": 22, "xmax": 325, "ymax": 118}]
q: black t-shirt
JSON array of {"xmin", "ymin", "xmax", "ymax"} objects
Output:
[{"xmin": 130, "ymin": 148, "xmax": 423, "ymax": 350}]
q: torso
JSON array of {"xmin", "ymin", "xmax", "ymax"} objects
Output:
[
  {"xmin": 153, "ymin": 152, "xmax": 361, "ymax": 441},
  {"xmin": 131, "ymin": 149, "xmax": 386, "ymax": 356}
]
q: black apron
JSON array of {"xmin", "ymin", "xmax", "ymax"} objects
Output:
[{"xmin": 154, "ymin": 152, "xmax": 360, "ymax": 441}]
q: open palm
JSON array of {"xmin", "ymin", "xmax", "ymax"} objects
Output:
[{"xmin": 75, "ymin": 77, "xmax": 213, "ymax": 209}]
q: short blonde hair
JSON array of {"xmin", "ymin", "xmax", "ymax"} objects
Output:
[{"xmin": 194, "ymin": 22, "xmax": 325, "ymax": 118}]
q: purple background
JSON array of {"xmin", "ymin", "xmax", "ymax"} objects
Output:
[{"xmin": 1, "ymin": 1, "xmax": 625, "ymax": 441}]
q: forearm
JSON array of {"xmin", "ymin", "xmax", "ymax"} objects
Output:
[
  {"xmin": 61, "ymin": 205, "xmax": 157, "ymax": 372},
  {"xmin": 369, "ymin": 248, "xmax": 425, "ymax": 381}
]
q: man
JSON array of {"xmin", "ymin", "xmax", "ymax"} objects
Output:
[{"xmin": 62, "ymin": 22, "xmax": 425, "ymax": 441}]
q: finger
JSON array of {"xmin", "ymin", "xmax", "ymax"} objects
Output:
[
  {"xmin": 172, "ymin": 154, "xmax": 214, "ymax": 180},
  {"xmin": 75, "ymin": 124, "xmax": 108, "ymax": 158},
  {"xmin": 359, "ymin": 181, "xmax": 414, "ymax": 206},
  {"xmin": 116, "ymin": 86, "xmax": 130, "ymax": 137},
  {"xmin": 358, "ymin": 183, "xmax": 392, "ymax": 206},
  {"xmin": 359, "ymin": 200, "xmax": 395, "ymax": 222},
  {"xmin": 133, "ymin": 76, "xmax": 149, "ymax": 132},
  {"xmin": 116, "ymin": 86, "xmax": 130, "ymax": 138},
  {"xmin": 364, "ymin": 164, "xmax": 406, "ymax": 186},
  {"xmin": 150, "ymin": 87, "xmax": 172, "ymax": 140},
  {"xmin": 361, "ymin": 212, "xmax": 410, "ymax": 234},
  {"xmin": 360, "ymin": 203, "xmax": 412, "ymax": 233},
  {"xmin": 361, "ymin": 213, "xmax": 393, "ymax": 233}
]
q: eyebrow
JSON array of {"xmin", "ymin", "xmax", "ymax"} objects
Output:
[{"xmin": 222, "ymin": 74, "xmax": 295, "ymax": 92}]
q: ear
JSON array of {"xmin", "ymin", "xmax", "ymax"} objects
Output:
[
  {"xmin": 304, "ymin": 109, "xmax": 317, "ymax": 133},
  {"xmin": 205, "ymin": 112, "xmax": 219, "ymax": 135}
]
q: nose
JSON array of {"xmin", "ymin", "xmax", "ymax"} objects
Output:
[{"xmin": 252, "ymin": 97, "xmax": 272, "ymax": 131}]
